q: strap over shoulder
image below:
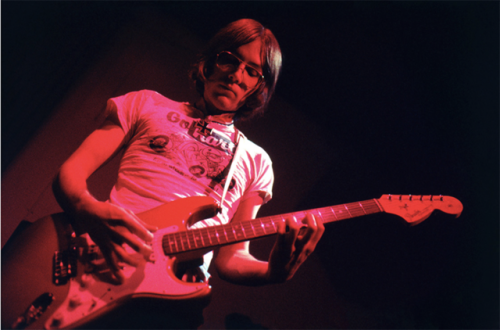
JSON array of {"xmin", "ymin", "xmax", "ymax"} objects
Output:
[{"xmin": 218, "ymin": 131, "xmax": 246, "ymax": 212}]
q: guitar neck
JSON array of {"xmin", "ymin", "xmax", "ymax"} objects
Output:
[{"xmin": 161, "ymin": 199, "xmax": 382, "ymax": 255}]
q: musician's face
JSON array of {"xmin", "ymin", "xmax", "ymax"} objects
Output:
[{"xmin": 203, "ymin": 38, "xmax": 263, "ymax": 112}]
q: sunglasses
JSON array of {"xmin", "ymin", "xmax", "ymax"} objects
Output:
[{"xmin": 215, "ymin": 51, "xmax": 265, "ymax": 88}]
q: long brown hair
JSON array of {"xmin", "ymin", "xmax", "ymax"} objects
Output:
[{"xmin": 190, "ymin": 19, "xmax": 282, "ymax": 122}]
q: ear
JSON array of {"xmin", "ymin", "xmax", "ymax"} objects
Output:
[{"xmin": 199, "ymin": 61, "xmax": 208, "ymax": 83}]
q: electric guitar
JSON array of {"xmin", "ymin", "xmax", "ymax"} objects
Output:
[{"xmin": 1, "ymin": 194, "xmax": 463, "ymax": 329}]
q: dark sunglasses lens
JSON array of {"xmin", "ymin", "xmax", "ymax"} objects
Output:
[
  {"xmin": 216, "ymin": 52, "xmax": 263, "ymax": 87},
  {"xmin": 217, "ymin": 52, "xmax": 239, "ymax": 68}
]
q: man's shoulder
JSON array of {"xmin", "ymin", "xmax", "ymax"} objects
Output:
[
  {"xmin": 138, "ymin": 90, "xmax": 183, "ymax": 107},
  {"xmin": 124, "ymin": 90, "xmax": 188, "ymax": 117},
  {"xmin": 240, "ymin": 135, "xmax": 272, "ymax": 163}
]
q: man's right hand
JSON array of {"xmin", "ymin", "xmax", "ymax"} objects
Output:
[
  {"xmin": 74, "ymin": 194, "xmax": 157, "ymax": 283},
  {"xmin": 53, "ymin": 117, "xmax": 157, "ymax": 283}
]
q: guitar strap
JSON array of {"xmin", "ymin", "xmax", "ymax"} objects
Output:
[{"xmin": 218, "ymin": 131, "xmax": 246, "ymax": 213}]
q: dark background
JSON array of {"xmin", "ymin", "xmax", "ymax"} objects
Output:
[{"xmin": 2, "ymin": 1, "xmax": 498, "ymax": 329}]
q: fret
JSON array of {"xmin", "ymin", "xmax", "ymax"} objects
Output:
[
  {"xmin": 174, "ymin": 233, "xmax": 181, "ymax": 252},
  {"xmin": 222, "ymin": 227, "xmax": 229, "ymax": 243},
  {"xmin": 241, "ymin": 222, "xmax": 250, "ymax": 238},
  {"xmin": 266, "ymin": 218, "xmax": 277, "ymax": 234},
  {"xmin": 198, "ymin": 229, "xmax": 206, "ymax": 247},
  {"xmin": 253, "ymin": 221, "xmax": 264, "ymax": 236},
  {"xmin": 208, "ymin": 229, "xmax": 217, "ymax": 245},
  {"xmin": 168, "ymin": 237, "xmax": 177, "ymax": 253},
  {"xmin": 349, "ymin": 203, "xmax": 365, "ymax": 217},
  {"xmin": 195, "ymin": 230, "xmax": 203, "ymax": 247},
  {"xmin": 316, "ymin": 210, "xmax": 323, "ymax": 222},
  {"xmin": 162, "ymin": 237, "xmax": 168, "ymax": 254},
  {"xmin": 175, "ymin": 232, "xmax": 185, "ymax": 251},
  {"xmin": 355, "ymin": 202, "xmax": 368, "ymax": 216},
  {"xmin": 249, "ymin": 222, "xmax": 256, "ymax": 237},
  {"xmin": 176, "ymin": 232, "xmax": 185, "ymax": 251},
  {"xmin": 246, "ymin": 221, "xmax": 257, "ymax": 238},
  {"xmin": 241, "ymin": 221, "xmax": 255, "ymax": 239},
  {"xmin": 206, "ymin": 227, "xmax": 213, "ymax": 246},
  {"xmin": 344, "ymin": 204, "xmax": 352, "ymax": 218},
  {"xmin": 295, "ymin": 212, "xmax": 305, "ymax": 222},
  {"xmin": 261, "ymin": 219, "xmax": 275, "ymax": 235},
  {"xmin": 185, "ymin": 231, "xmax": 193, "ymax": 250},
  {"xmin": 359, "ymin": 202, "xmax": 367, "ymax": 214},
  {"xmin": 189, "ymin": 230, "xmax": 198, "ymax": 249},
  {"xmin": 225, "ymin": 225, "xmax": 236, "ymax": 242},
  {"xmin": 161, "ymin": 237, "xmax": 169, "ymax": 254},
  {"xmin": 330, "ymin": 207, "xmax": 338, "ymax": 220},
  {"xmin": 338, "ymin": 207, "xmax": 348, "ymax": 219},
  {"xmin": 215, "ymin": 229, "xmax": 220, "ymax": 244},
  {"xmin": 240, "ymin": 223, "xmax": 247, "ymax": 238},
  {"xmin": 217, "ymin": 227, "xmax": 226, "ymax": 244},
  {"xmin": 231, "ymin": 225, "xmax": 237, "ymax": 242},
  {"xmin": 183, "ymin": 231, "xmax": 191, "ymax": 250},
  {"xmin": 270, "ymin": 217, "xmax": 277, "ymax": 232},
  {"xmin": 172, "ymin": 234, "xmax": 179, "ymax": 252}
]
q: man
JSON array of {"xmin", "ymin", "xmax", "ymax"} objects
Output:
[{"xmin": 54, "ymin": 18, "xmax": 324, "ymax": 328}]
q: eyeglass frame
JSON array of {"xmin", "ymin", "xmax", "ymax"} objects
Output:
[{"xmin": 215, "ymin": 51, "xmax": 265, "ymax": 88}]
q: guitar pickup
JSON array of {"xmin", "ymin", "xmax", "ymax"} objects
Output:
[{"xmin": 53, "ymin": 245, "xmax": 78, "ymax": 285}]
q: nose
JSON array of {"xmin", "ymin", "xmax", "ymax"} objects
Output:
[{"xmin": 228, "ymin": 63, "xmax": 246, "ymax": 84}]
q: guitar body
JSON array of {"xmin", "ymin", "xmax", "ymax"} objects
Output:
[
  {"xmin": 2, "ymin": 213, "xmax": 73, "ymax": 329},
  {"xmin": 1, "ymin": 196, "xmax": 216, "ymax": 330},
  {"xmin": 1, "ymin": 194, "xmax": 463, "ymax": 329}
]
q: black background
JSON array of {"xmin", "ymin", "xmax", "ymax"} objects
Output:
[{"xmin": 2, "ymin": 1, "xmax": 498, "ymax": 328}]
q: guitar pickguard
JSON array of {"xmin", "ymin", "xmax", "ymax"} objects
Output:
[{"xmin": 44, "ymin": 227, "xmax": 210, "ymax": 329}]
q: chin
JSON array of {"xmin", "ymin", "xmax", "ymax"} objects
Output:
[{"xmin": 212, "ymin": 97, "xmax": 240, "ymax": 112}]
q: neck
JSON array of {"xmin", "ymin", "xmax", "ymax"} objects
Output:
[{"xmin": 194, "ymin": 98, "xmax": 236, "ymax": 124}]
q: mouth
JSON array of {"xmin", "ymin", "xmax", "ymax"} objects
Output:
[{"xmin": 219, "ymin": 84, "xmax": 236, "ymax": 96}]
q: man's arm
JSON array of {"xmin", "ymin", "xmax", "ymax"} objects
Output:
[
  {"xmin": 213, "ymin": 195, "xmax": 325, "ymax": 286},
  {"xmin": 53, "ymin": 115, "xmax": 155, "ymax": 283}
]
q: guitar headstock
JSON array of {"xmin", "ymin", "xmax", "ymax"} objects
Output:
[{"xmin": 377, "ymin": 194, "xmax": 463, "ymax": 226}]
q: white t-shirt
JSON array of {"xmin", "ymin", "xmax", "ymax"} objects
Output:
[{"xmin": 106, "ymin": 89, "xmax": 274, "ymax": 230}]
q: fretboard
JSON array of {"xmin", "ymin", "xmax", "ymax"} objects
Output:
[{"xmin": 162, "ymin": 199, "xmax": 382, "ymax": 255}]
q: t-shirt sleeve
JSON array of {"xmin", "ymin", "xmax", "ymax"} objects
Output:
[
  {"xmin": 241, "ymin": 150, "xmax": 274, "ymax": 204},
  {"xmin": 105, "ymin": 90, "xmax": 154, "ymax": 137}
]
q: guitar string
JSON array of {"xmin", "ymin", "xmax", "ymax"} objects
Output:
[
  {"xmin": 161, "ymin": 201, "xmax": 381, "ymax": 246},
  {"xmin": 161, "ymin": 200, "xmax": 382, "ymax": 253}
]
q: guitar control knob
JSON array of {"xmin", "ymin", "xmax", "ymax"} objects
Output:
[
  {"xmin": 80, "ymin": 273, "xmax": 93, "ymax": 288},
  {"xmin": 69, "ymin": 294, "xmax": 83, "ymax": 308},
  {"xmin": 50, "ymin": 312, "xmax": 64, "ymax": 328}
]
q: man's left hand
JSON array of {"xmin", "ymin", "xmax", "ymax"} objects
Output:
[{"xmin": 266, "ymin": 212, "xmax": 325, "ymax": 283}]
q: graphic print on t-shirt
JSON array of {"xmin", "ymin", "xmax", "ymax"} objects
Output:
[{"xmin": 146, "ymin": 111, "xmax": 236, "ymax": 189}]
